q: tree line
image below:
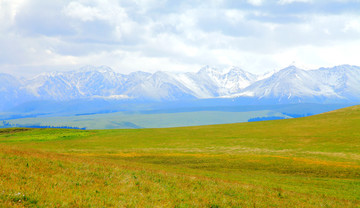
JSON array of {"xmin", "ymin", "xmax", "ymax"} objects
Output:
[{"xmin": 1, "ymin": 121, "xmax": 86, "ymax": 130}]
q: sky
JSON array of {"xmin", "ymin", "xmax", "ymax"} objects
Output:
[{"xmin": 1, "ymin": 0, "xmax": 360, "ymax": 76}]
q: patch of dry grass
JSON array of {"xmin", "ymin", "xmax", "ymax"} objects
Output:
[{"xmin": 1, "ymin": 146, "xmax": 358, "ymax": 207}]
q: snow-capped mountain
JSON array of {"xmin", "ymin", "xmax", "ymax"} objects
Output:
[
  {"xmin": 1, "ymin": 64, "xmax": 360, "ymax": 110},
  {"xmin": 171, "ymin": 65, "xmax": 258, "ymax": 98},
  {"xmin": 19, "ymin": 65, "xmax": 258, "ymax": 101},
  {"xmin": 315, "ymin": 65, "xmax": 360, "ymax": 100},
  {"xmin": 238, "ymin": 65, "xmax": 360, "ymax": 103},
  {"xmin": 25, "ymin": 66, "xmax": 126, "ymax": 100},
  {"xmin": 0, "ymin": 73, "xmax": 34, "ymax": 110},
  {"xmin": 124, "ymin": 71, "xmax": 196, "ymax": 100},
  {"xmin": 239, "ymin": 66, "xmax": 340, "ymax": 102}
]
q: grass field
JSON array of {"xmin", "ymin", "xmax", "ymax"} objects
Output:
[
  {"xmin": 0, "ymin": 105, "xmax": 360, "ymax": 207},
  {"xmin": 2, "ymin": 110, "xmax": 290, "ymax": 129}
]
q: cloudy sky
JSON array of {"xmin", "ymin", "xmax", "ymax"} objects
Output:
[{"xmin": 1, "ymin": 0, "xmax": 360, "ymax": 76}]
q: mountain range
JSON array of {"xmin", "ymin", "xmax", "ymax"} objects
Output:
[{"xmin": 1, "ymin": 64, "xmax": 360, "ymax": 110}]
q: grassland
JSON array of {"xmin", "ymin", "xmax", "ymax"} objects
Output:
[
  {"xmin": 0, "ymin": 105, "xmax": 360, "ymax": 207},
  {"xmin": 2, "ymin": 110, "xmax": 289, "ymax": 129}
]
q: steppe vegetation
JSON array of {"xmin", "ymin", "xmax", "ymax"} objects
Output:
[{"xmin": 1, "ymin": 106, "xmax": 360, "ymax": 207}]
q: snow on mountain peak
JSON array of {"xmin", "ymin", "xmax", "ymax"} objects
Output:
[
  {"xmin": 1, "ymin": 64, "xmax": 360, "ymax": 108},
  {"xmin": 78, "ymin": 65, "xmax": 114, "ymax": 73}
]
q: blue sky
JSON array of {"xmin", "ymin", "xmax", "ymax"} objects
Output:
[{"xmin": 1, "ymin": 0, "xmax": 360, "ymax": 76}]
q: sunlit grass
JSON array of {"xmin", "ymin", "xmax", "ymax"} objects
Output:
[{"xmin": 1, "ymin": 105, "xmax": 360, "ymax": 207}]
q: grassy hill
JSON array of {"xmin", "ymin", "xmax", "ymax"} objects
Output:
[{"xmin": 0, "ymin": 105, "xmax": 360, "ymax": 207}]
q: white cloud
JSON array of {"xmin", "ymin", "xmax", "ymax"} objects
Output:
[
  {"xmin": 1, "ymin": 0, "xmax": 360, "ymax": 76},
  {"xmin": 265, "ymin": 38, "xmax": 360, "ymax": 70},
  {"xmin": 63, "ymin": 2, "xmax": 104, "ymax": 22},
  {"xmin": 0, "ymin": 0, "xmax": 27, "ymax": 28},
  {"xmin": 277, "ymin": 0, "xmax": 313, "ymax": 5},
  {"xmin": 247, "ymin": 0, "xmax": 264, "ymax": 6},
  {"xmin": 63, "ymin": 0, "xmax": 136, "ymax": 39},
  {"xmin": 224, "ymin": 9, "xmax": 246, "ymax": 23},
  {"xmin": 343, "ymin": 19, "xmax": 360, "ymax": 33}
]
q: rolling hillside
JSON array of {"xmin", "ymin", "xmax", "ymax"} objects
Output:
[{"xmin": 0, "ymin": 105, "xmax": 360, "ymax": 207}]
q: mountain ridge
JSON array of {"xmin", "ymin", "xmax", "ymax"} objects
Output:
[{"xmin": 1, "ymin": 64, "xmax": 360, "ymax": 110}]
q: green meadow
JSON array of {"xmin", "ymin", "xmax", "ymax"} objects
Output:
[
  {"xmin": 2, "ymin": 110, "xmax": 289, "ymax": 129},
  {"xmin": 1, "ymin": 105, "xmax": 360, "ymax": 207}
]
